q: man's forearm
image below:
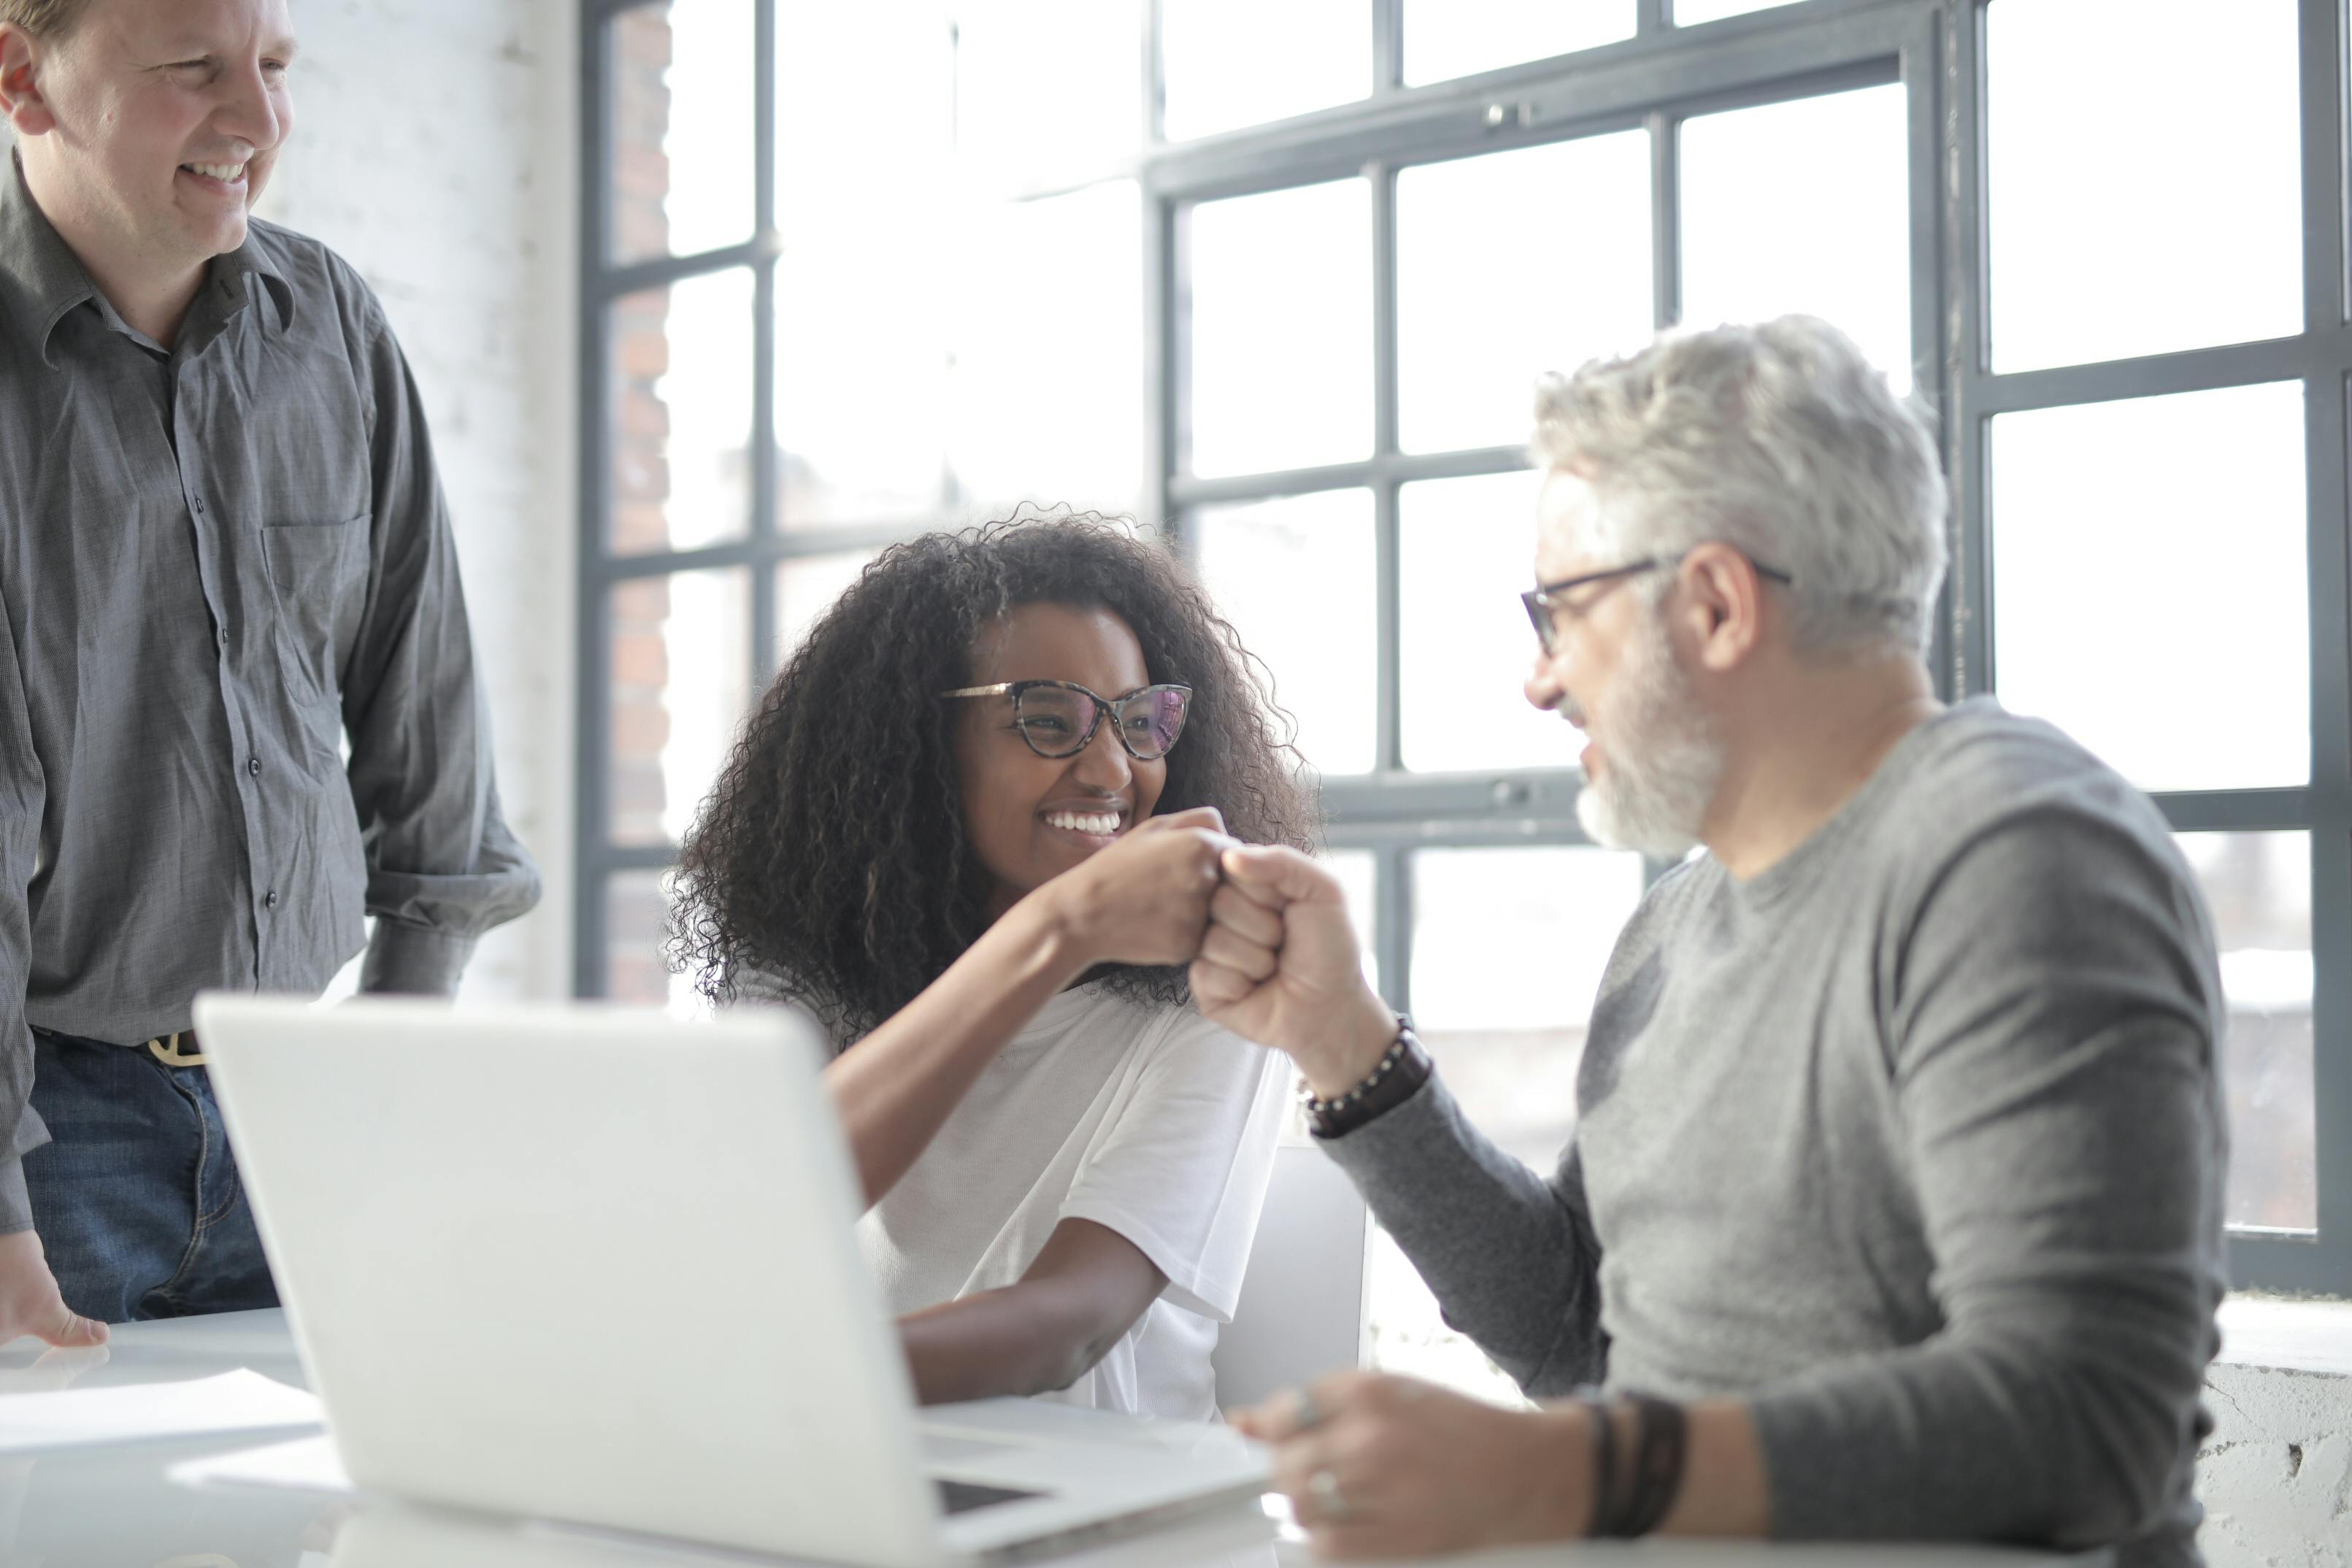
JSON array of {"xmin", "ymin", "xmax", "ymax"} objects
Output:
[
  {"xmin": 359, "ymin": 919, "xmax": 475, "ymax": 995},
  {"xmin": 1319, "ymin": 1072, "xmax": 1606, "ymax": 1394},
  {"xmin": 1586, "ymin": 1399, "xmax": 1769, "ymax": 1536}
]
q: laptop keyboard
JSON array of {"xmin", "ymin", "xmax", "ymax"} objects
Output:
[{"xmin": 937, "ymin": 1477, "xmax": 1042, "ymax": 1515}]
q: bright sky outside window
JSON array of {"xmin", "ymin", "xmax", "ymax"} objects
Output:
[
  {"xmin": 1188, "ymin": 490, "xmax": 1380, "ymax": 777},
  {"xmin": 1402, "ymin": 0, "xmax": 1634, "ymax": 86},
  {"xmin": 1186, "ymin": 179, "xmax": 1373, "ymax": 478},
  {"xmin": 1987, "ymin": 0, "xmax": 2300, "ymax": 373},
  {"xmin": 1161, "ymin": 0, "xmax": 1369, "ymax": 142},
  {"xmin": 2178, "ymin": 831, "xmax": 2317, "ymax": 1233},
  {"xmin": 1991, "ymin": 382, "xmax": 2310, "ymax": 794},
  {"xmin": 1399, "ymin": 471, "xmax": 1572, "ymax": 775},
  {"xmin": 1396, "ymin": 134, "xmax": 1653, "ymax": 456},
  {"xmin": 1679, "ymin": 84, "xmax": 1912, "ymax": 395}
]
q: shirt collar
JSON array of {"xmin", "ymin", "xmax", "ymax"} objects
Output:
[
  {"xmin": 0, "ymin": 149, "xmax": 98, "ymax": 366},
  {"xmin": 207, "ymin": 221, "xmax": 296, "ymax": 335},
  {"xmin": 0, "ymin": 148, "xmax": 295, "ymax": 366}
]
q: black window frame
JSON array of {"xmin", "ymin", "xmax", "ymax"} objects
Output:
[{"xmin": 577, "ymin": 0, "xmax": 2352, "ymax": 1295}]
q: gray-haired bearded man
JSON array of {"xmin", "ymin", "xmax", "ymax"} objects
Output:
[{"xmin": 1191, "ymin": 316, "xmax": 2225, "ymax": 1564}]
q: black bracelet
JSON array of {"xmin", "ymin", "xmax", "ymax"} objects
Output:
[
  {"xmin": 1578, "ymin": 1395, "xmax": 1617, "ymax": 1540},
  {"xmin": 1302, "ymin": 1016, "xmax": 1431, "ymax": 1140},
  {"xmin": 1611, "ymin": 1394, "xmax": 1688, "ymax": 1537}
]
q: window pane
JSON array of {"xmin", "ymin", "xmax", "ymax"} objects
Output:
[
  {"xmin": 775, "ymin": 550, "xmax": 881, "ymax": 667},
  {"xmin": 609, "ymin": 568, "xmax": 753, "ymax": 848},
  {"xmin": 1987, "ymin": 0, "xmax": 2299, "ymax": 373},
  {"xmin": 1401, "ymin": 471, "xmax": 1575, "ymax": 773},
  {"xmin": 605, "ymin": 870, "xmax": 699, "ymax": 1012},
  {"xmin": 610, "ymin": 271, "xmax": 755, "ymax": 556},
  {"xmin": 1324, "ymin": 848, "xmax": 1381, "ymax": 994},
  {"xmin": 1680, "ymin": 85, "xmax": 1912, "ymax": 394},
  {"xmin": 1188, "ymin": 180, "xmax": 1371, "ymax": 477},
  {"xmin": 1188, "ymin": 491, "xmax": 1377, "ymax": 776},
  {"xmin": 951, "ymin": 183, "xmax": 1145, "ymax": 519},
  {"xmin": 1991, "ymin": 383, "xmax": 2308, "ymax": 793},
  {"xmin": 609, "ymin": 3, "xmax": 755, "ymax": 264},
  {"xmin": 1398, "ymin": 135, "xmax": 1653, "ymax": 456},
  {"xmin": 1369, "ymin": 845, "xmax": 1645, "ymax": 1400},
  {"xmin": 1402, "ymin": 1, "xmax": 1634, "ymax": 86},
  {"xmin": 775, "ymin": 7, "xmax": 956, "ymax": 527},
  {"xmin": 1162, "ymin": 0, "xmax": 1369, "ymax": 142},
  {"xmin": 2178, "ymin": 832, "xmax": 2316, "ymax": 1233},
  {"xmin": 1673, "ymin": 0, "xmax": 1798, "ymax": 23},
  {"xmin": 955, "ymin": 0, "xmax": 1142, "ymax": 189},
  {"xmin": 1409, "ymin": 846, "xmax": 1647, "ymax": 1169}
]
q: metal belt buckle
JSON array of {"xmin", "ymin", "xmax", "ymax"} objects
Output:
[{"xmin": 146, "ymin": 1031, "xmax": 207, "ymax": 1068}]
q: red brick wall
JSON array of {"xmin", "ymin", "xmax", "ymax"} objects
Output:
[{"xmin": 607, "ymin": 5, "xmax": 680, "ymax": 1003}]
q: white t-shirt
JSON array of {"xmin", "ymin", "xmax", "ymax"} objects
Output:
[{"xmin": 853, "ymin": 983, "xmax": 1287, "ymax": 1421}]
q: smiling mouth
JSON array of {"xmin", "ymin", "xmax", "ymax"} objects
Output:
[
  {"xmin": 180, "ymin": 160, "xmax": 250, "ymax": 187},
  {"xmin": 1041, "ymin": 807, "xmax": 1124, "ymax": 836}
]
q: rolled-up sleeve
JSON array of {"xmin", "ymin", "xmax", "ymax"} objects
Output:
[
  {"xmin": 344, "ymin": 306, "xmax": 540, "ymax": 994},
  {"xmin": 0, "ymin": 588, "xmax": 47, "ymax": 1230},
  {"xmin": 1748, "ymin": 807, "xmax": 2225, "ymax": 1548}
]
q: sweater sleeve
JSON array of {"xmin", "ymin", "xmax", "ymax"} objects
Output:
[
  {"xmin": 1747, "ymin": 796, "xmax": 2226, "ymax": 1550},
  {"xmin": 1317, "ymin": 1069, "xmax": 1608, "ymax": 1395}
]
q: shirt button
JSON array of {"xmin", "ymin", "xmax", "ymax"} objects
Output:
[
  {"xmin": 264, "ymin": 891, "xmax": 280, "ymax": 910},
  {"xmin": 246, "ymin": 756, "xmax": 261, "ymax": 777},
  {"xmin": 218, "ymin": 628, "xmax": 230, "ymax": 647},
  {"xmin": 192, "ymin": 499, "xmax": 205, "ymax": 514}
]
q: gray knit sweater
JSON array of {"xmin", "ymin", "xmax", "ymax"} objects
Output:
[{"xmin": 1320, "ymin": 699, "xmax": 2226, "ymax": 1564}]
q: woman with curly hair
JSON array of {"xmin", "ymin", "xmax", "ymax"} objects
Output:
[{"xmin": 670, "ymin": 515, "xmax": 1318, "ymax": 1421}]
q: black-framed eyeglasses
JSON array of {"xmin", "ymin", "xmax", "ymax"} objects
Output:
[
  {"xmin": 939, "ymin": 679, "xmax": 1194, "ymax": 761},
  {"xmin": 1519, "ymin": 550, "xmax": 1795, "ymax": 653}
]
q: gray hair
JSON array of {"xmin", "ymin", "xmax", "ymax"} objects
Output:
[{"xmin": 1530, "ymin": 315, "xmax": 1948, "ymax": 655}]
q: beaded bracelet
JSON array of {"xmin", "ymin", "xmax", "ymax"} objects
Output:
[{"xmin": 1301, "ymin": 1016, "xmax": 1431, "ymax": 1140}]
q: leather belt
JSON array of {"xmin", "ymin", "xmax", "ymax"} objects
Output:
[{"xmin": 146, "ymin": 1031, "xmax": 207, "ymax": 1068}]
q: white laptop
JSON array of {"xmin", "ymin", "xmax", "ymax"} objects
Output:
[{"xmin": 180, "ymin": 994, "xmax": 1269, "ymax": 1568}]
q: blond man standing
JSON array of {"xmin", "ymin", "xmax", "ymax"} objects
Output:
[{"xmin": 0, "ymin": 0, "xmax": 538, "ymax": 1339}]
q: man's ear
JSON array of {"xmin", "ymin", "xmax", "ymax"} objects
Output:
[
  {"xmin": 0, "ymin": 26, "xmax": 61, "ymax": 139},
  {"xmin": 1675, "ymin": 543, "xmax": 1769, "ymax": 674}
]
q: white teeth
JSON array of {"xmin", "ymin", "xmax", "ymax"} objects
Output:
[
  {"xmin": 186, "ymin": 161, "xmax": 247, "ymax": 182},
  {"xmin": 1045, "ymin": 810, "xmax": 1121, "ymax": 835}
]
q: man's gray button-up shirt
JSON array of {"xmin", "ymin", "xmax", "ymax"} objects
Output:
[{"xmin": 0, "ymin": 153, "xmax": 542, "ymax": 1230}]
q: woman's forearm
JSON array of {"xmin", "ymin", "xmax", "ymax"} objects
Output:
[
  {"xmin": 824, "ymin": 893, "xmax": 1090, "ymax": 1207},
  {"xmin": 897, "ymin": 1220, "xmax": 1168, "ymax": 1404},
  {"xmin": 900, "ymin": 1283, "xmax": 1112, "ymax": 1403}
]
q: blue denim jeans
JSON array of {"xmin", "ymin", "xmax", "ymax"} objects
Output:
[{"xmin": 22, "ymin": 1029, "xmax": 278, "ymax": 1323}]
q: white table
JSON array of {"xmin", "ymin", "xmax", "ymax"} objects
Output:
[{"xmin": 0, "ymin": 1310, "xmax": 2100, "ymax": 1568}]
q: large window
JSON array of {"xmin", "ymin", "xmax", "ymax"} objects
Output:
[
  {"xmin": 577, "ymin": 0, "xmax": 1148, "ymax": 1015},
  {"xmin": 580, "ymin": 0, "xmax": 2352, "ymax": 1358}
]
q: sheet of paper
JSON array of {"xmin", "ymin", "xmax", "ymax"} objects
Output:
[
  {"xmin": 170, "ymin": 1430, "xmax": 352, "ymax": 1494},
  {"xmin": 0, "ymin": 1367, "xmax": 323, "ymax": 1453}
]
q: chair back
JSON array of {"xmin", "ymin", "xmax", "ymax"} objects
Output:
[{"xmin": 1212, "ymin": 1142, "xmax": 1369, "ymax": 1410}]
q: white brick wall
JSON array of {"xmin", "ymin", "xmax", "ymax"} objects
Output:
[{"xmin": 250, "ymin": 0, "xmax": 578, "ymax": 1002}]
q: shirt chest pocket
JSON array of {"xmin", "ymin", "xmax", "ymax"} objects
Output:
[{"xmin": 261, "ymin": 515, "xmax": 369, "ymax": 701}]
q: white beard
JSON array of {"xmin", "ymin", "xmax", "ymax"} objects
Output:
[{"xmin": 1573, "ymin": 611, "xmax": 1725, "ymax": 858}]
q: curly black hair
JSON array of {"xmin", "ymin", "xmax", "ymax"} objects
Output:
[{"xmin": 667, "ymin": 514, "xmax": 1319, "ymax": 1045}]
